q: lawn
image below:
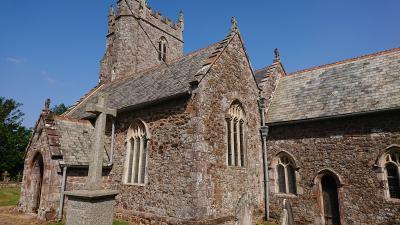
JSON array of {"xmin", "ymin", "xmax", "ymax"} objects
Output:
[
  {"xmin": 0, "ymin": 187, "xmax": 132, "ymax": 225},
  {"xmin": 0, "ymin": 187, "xmax": 20, "ymax": 206}
]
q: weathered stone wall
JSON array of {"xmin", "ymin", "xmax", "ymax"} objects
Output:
[
  {"xmin": 266, "ymin": 111, "xmax": 400, "ymax": 225},
  {"xmin": 100, "ymin": 0, "xmax": 184, "ymax": 83},
  {"xmin": 191, "ymin": 34, "xmax": 264, "ymax": 223},
  {"xmin": 103, "ymin": 97, "xmax": 202, "ymax": 224},
  {"xmin": 18, "ymin": 118, "xmax": 62, "ymax": 220}
]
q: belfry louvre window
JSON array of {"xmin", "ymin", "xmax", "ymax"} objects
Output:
[
  {"xmin": 226, "ymin": 103, "xmax": 245, "ymax": 167},
  {"xmin": 158, "ymin": 37, "xmax": 167, "ymax": 62},
  {"xmin": 385, "ymin": 151, "xmax": 400, "ymax": 199},
  {"xmin": 277, "ymin": 155, "xmax": 297, "ymax": 194},
  {"xmin": 124, "ymin": 121, "xmax": 148, "ymax": 185}
]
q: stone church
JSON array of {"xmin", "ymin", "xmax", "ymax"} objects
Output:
[{"xmin": 18, "ymin": 0, "xmax": 400, "ymax": 224}]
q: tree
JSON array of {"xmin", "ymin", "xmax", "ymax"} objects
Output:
[
  {"xmin": 0, "ymin": 97, "xmax": 31, "ymax": 179},
  {"xmin": 51, "ymin": 103, "xmax": 69, "ymax": 115}
]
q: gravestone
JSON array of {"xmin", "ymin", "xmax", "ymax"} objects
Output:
[
  {"xmin": 16, "ymin": 172, "xmax": 22, "ymax": 182},
  {"xmin": 2, "ymin": 171, "xmax": 10, "ymax": 183},
  {"xmin": 65, "ymin": 94, "xmax": 118, "ymax": 225},
  {"xmin": 279, "ymin": 199, "xmax": 294, "ymax": 225}
]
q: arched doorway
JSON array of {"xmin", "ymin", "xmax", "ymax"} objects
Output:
[
  {"xmin": 321, "ymin": 174, "xmax": 341, "ymax": 225},
  {"xmin": 31, "ymin": 153, "xmax": 44, "ymax": 213}
]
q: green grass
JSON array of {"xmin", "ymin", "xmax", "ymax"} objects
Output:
[
  {"xmin": 255, "ymin": 220, "xmax": 278, "ymax": 225},
  {"xmin": 0, "ymin": 187, "xmax": 20, "ymax": 206}
]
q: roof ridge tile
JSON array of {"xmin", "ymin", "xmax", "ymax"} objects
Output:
[{"xmin": 289, "ymin": 47, "xmax": 400, "ymax": 76}]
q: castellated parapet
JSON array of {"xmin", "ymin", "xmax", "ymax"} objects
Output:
[{"xmin": 100, "ymin": 0, "xmax": 184, "ymax": 83}]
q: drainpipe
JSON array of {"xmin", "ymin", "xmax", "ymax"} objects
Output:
[
  {"xmin": 258, "ymin": 97, "xmax": 270, "ymax": 221},
  {"xmin": 57, "ymin": 165, "xmax": 67, "ymax": 222}
]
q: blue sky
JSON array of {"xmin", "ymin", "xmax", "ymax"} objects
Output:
[{"xmin": 1, "ymin": 0, "xmax": 399, "ymax": 128}]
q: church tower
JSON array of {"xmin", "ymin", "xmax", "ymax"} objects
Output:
[{"xmin": 100, "ymin": 0, "xmax": 184, "ymax": 83}]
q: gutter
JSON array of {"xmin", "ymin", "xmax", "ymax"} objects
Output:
[
  {"xmin": 108, "ymin": 118, "xmax": 116, "ymax": 166},
  {"xmin": 57, "ymin": 165, "xmax": 67, "ymax": 222},
  {"xmin": 258, "ymin": 97, "xmax": 270, "ymax": 221}
]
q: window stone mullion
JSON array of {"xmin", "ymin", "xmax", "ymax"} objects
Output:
[
  {"xmin": 236, "ymin": 120, "xmax": 241, "ymax": 167},
  {"xmin": 137, "ymin": 137, "xmax": 145, "ymax": 184},
  {"xmin": 124, "ymin": 140, "xmax": 132, "ymax": 184},
  {"xmin": 284, "ymin": 165, "xmax": 289, "ymax": 194},
  {"xmin": 230, "ymin": 118, "xmax": 235, "ymax": 166}
]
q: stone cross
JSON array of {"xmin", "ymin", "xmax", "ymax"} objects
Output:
[
  {"xmin": 85, "ymin": 94, "xmax": 117, "ymax": 191},
  {"xmin": 230, "ymin": 17, "xmax": 238, "ymax": 32},
  {"xmin": 2, "ymin": 171, "xmax": 10, "ymax": 183},
  {"xmin": 16, "ymin": 172, "xmax": 22, "ymax": 182}
]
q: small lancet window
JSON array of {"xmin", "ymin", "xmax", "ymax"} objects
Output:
[
  {"xmin": 277, "ymin": 155, "xmax": 297, "ymax": 195},
  {"xmin": 226, "ymin": 102, "xmax": 245, "ymax": 167},
  {"xmin": 124, "ymin": 121, "xmax": 148, "ymax": 185},
  {"xmin": 158, "ymin": 37, "xmax": 167, "ymax": 62},
  {"xmin": 384, "ymin": 150, "xmax": 400, "ymax": 199}
]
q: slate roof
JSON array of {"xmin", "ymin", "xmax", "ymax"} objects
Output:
[
  {"xmin": 254, "ymin": 61, "xmax": 284, "ymax": 87},
  {"xmin": 254, "ymin": 65, "xmax": 272, "ymax": 84},
  {"xmin": 265, "ymin": 48, "xmax": 400, "ymax": 124},
  {"xmin": 65, "ymin": 44, "xmax": 217, "ymax": 119},
  {"xmin": 52, "ymin": 117, "xmax": 98, "ymax": 166}
]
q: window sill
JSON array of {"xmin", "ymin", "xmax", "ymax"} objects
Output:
[
  {"xmin": 123, "ymin": 183, "xmax": 146, "ymax": 187},
  {"xmin": 273, "ymin": 193, "xmax": 298, "ymax": 198},
  {"xmin": 227, "ymin": 165, "xmax": 247, "ymax": 170},
  {"xmin": 386, "ymin": 198, "xmax": 400, "ymax": 204}
]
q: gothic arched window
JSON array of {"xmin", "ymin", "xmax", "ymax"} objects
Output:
[
  {"xmin": 124, "ymin": 121, "xmax": 148, "ymax": 185},
  {"xmin": 384, "ymin": 150, "xmax": 400, "ymax": 199},
  {"xmin": 226, "ymin": 102, "xmax": 245, "ymax": 167},
  {"xmin": 158, "ymin": 37, "xmax": 167, "ymax": 62},
  {"xmin": 277, "ymin": 155, "xmax": 297, "ymax": 194}
]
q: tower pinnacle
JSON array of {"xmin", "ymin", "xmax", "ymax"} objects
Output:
[{"xmin": 108, "ymin": 5, "xmax": 116, "ymax": 35}]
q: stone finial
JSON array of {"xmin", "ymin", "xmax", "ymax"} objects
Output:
[
  {"xmin": 274, "ymin": 48, "xmax": 280, "ymax": 63},
  {"xmin": 230, "ymin": 17, "xmax": 239, "ymax": 33},
  {"xmin": 45, "ymin": 98, "xmax": 51, "ymax": 112}
]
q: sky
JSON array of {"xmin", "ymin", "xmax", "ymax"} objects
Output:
[{"xmin": 0, "ymin": 0, "xmax": 399, "ymax": 128}]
